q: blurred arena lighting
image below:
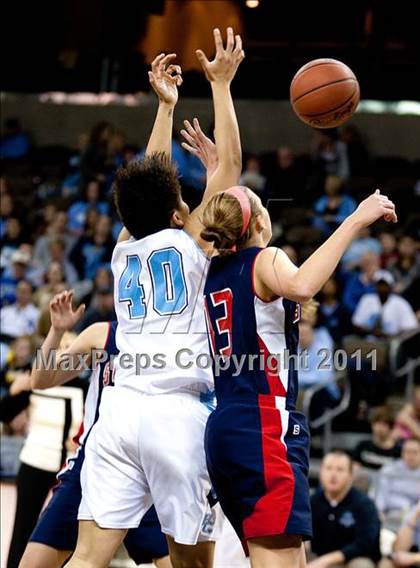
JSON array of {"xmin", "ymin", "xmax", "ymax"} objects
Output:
[
  {"xmin": 31, "ymin": 92, "xmax": 420, "ymax": 116},
  {"xmin": 357, "ymin": 100, "xmax": 420, "ymax": 115},
  {"xmin": 245, "ymin": 0, "xmax": 260, "ymax": 8}
]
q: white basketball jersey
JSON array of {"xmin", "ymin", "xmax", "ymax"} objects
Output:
[{"xmin": 111, "ymin": 228, "xmax": 213, "ymax": 394}]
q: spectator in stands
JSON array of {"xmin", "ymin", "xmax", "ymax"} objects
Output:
[
  {"xmin": 313, "ymin": 175, "xmax": 357, "ymax": 236},
  {"xmin": 317, "ymin": 277, "xmax": 348, "ymax": 343},
  {"xmin": 352, "ymin": 271, "xmax": 418, "ymax": 338},
  {"xmin": 0, "ymin": 118, "xmax": 30, "ymax": 159},
  {"xmin": 79, "ymin": 266, "xmax": 113, "ymax": 308},
  {"xmin": 67, "ymin": 178, "xmax": 109, "ymax": 235},
  {"xmin": 298, "ymin": 302, "xmax": 340, "ymax": 417},
  {"xmin": 341, "ymin": 227, "xmax": 382, "ymax": 272},
  {"xmin": 340, "ymin": 125, "xmax": 369, "ymax": 176},
  {"xmin": 379, "ymin": 503, "xmax": 420, "ymax": 568},
  {"xmin": 379, "ymin": 232, "xmax": 399, "ymax": 270},
  {"xmin": 0, "ymin": 336, "xmax": 34, "ymax": 398},
  {"xmin": 48, "ymin": 237, "xmax": 78, "ymax": 285},
  {"xmin": 311, "ymin": 129, "xmax": 350, "ymax": 180},
  {"xmin": 0, "ymin": 192, "xmax": 15, "ymax": 238},
  {"xmin": 308, "ymin": 450, "xmax": 381, "ymax": 568},
  {"xmin": 0, "ymin": 217, "xmax": 24, "ymax": 269},
  {"xmin": 239, "ymin": 155, "xmax": 267, "ymax": 196},
  {"xmin": 33, "ymin": 210, "xmax": 75, "ymax": 270},
  {"xmin": 353, "ymin": 407, "xmax": 401, "ymax": 471},
  {"xmin": 80, "ymin": 121, "xmax": 114, "ymax": 183},
  {"xmin": 75, "ymin": 286, "xmax": 115, "ymax": 332},
  {"xmin": 0, "ymin": 249, "xmax": 32, "ymax": 307},
  {"xmin": 342, "ymin": 251, "xmax": 380, "ymax": 316},
  {"xmin": 33, "ymin": 262, "xmax": 67, "ymax": 311},
  {"xmin": 374, "ymin": 438, "xmax": 420, "ymax": 533},
  {"xmin": 393, "ymin": 386, "xmax": 420, "ymax": 442},
  {"xmin": 69, "ymin": 214, "xmax": 114, "ymax": 280},
  {"xmin": 390, "ymin": 235, "xmax": 420, "ymax": 294},
  {"xmin": 0, "ymin": 281, "xmax": 40, "ymax": 341}
]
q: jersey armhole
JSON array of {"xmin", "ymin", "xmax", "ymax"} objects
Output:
[
  {"xmin": 102, "ymin": 321, "xmax": 112, "ymax": 351},
  {"xmin": 251, "ymin": 250, "xmax": 280, "ymax": 304}
]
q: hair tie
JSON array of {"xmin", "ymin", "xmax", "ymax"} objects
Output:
[{"xmin": 224, "ymin": 186, "xmax": 251, "ymax": 237}]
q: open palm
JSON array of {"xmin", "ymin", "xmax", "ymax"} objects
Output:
[
  {"xmin": 196, "ymin": 27, "xmax": 244, "ymax": 84},
  {"xmin": 50, "ymin": 290, "xmax": 85, "ymax": 332}
]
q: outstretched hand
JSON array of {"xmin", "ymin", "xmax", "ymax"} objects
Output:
[
  {"xmin": 181, "ymin": 118, "xmax": 218, "ymax": 177},
  {"xmin": 50, "ymin": 290, "xmax": 85, "ymax": 332},
  {"xmin": 196, "ymin": 27, "xmax": 244, "ymax": 84},
  {"xmin": 148, "ymin": 53, "xmax": 183, "ymax": 106},
  {"xmin": 352, "ymin": 189, "xmax": 398, "ymax": 227}
]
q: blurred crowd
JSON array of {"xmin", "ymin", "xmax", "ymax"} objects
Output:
[{"xmin": 1, "ymin": 116, "xmax": 419, "ymax": 567}]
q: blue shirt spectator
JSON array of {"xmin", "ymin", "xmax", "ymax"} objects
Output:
[
  {"xmin": 0, "ymin": 119, "xmax": 30, "ymax": 159},
  {"xmin": 313, "ymin": 175, "xmax": 356, "ymax": 236},
  {"xmin": 342, "ymin": 252, "xmax": 380, "ymax": 316},
  {"xmin": 67, "ymin": 179, "xmax": 109, "ymax": 235}
]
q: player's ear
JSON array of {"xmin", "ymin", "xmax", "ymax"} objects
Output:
[{"xmin": 170, "ymin": 210, "xmax": 185, "ymax": 229}]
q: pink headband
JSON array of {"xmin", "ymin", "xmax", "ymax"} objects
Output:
[{"xmin": 224, "ymin": 186, "xmax": 251, "ymax": 237}]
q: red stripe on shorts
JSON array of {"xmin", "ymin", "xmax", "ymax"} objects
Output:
[{"xmin": 242, "ymin": 394, "xmax": 295, "ymax": 540}]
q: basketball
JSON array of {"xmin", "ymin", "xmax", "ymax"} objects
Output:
[{"xmin": 290, "ymin": 58, "xmax": 360, "ymax": 128}]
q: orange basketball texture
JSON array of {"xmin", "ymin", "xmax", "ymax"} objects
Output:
[{"xmin": 290, "ymin": 59, "xmax": 360, "ymax": 128}]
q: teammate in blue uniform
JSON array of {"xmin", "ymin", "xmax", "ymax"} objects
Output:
[
  {"xmin": 19, "ymin": 291, "xmax": 170, "ymax": 568},
  {"xmin": 200, "ymin": 185, "xmax": 397, "ymax": 567}
]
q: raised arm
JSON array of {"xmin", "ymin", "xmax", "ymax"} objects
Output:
[
  {"xmin": 117, "ymin": 53, "xmax": 182, "ymax": 242},
  {"xmin": 184, "ymin": 28, "xmax": 244, "ymax": 244},
  {"xmin": 255, "ymin": 190, "xmax": 398, "ymax": 302},
  {"xmin": 197, "ymin": 27, "xmax": 243, "ymax": 200},
  {"xmin": 146, "ymin": 53, "xmax": 182, "ymax": 158},
  {"xmin": 31, "ymin": 290, "xmax": 106, "ymax": 389}
]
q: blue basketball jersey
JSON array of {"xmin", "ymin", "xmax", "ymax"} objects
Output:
[{"xmin": 204, "ymin": 247, "xmax": 300, "ymax": 409}]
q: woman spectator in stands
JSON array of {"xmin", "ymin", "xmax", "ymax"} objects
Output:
[
  {"xmin": 354, "ymin": 407, "xmax": 401, "ymax": 470},
  {"xmin": 33, "ymin": 209, "xmax": 75, "ymax": 271},
  {"xmin": 317, "ymin": 277, "xmax": 348, "ymax": 344},
  {"xmin": 313, "ymin": 175, "xmax": 357, "ymax": 236},
  {"xmin": 379, "ymin": 231, "xmax": 399, "ymax": 269},
  {"xmin": 69, "ymin": 214, "xmax": 114, "ymax": 280},
  {"xmin": 67, "ymin": 178, "xmax": 109, "ymax": 236},
  {"xmin": 394, "ymin": 386, "xmax": 420, "ymax": 442},
  {"xmin": 239, "ymin": 155, "xmax": 267, "ymax": 197},
  {"xmin": 33, "ymin": 262, "xmax": 67, "ymax": 312},
  {"xmin": 390, "ymin": 235, "xmax": 420, "ymax": 294}
]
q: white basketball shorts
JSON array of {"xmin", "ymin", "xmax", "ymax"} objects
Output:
[{"xmin": 78, "ymin": 386, "xmax": 221, "ymax": 545}]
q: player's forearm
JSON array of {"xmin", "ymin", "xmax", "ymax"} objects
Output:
[
  {"xmin": 321, "ymin": 551, "xmax": 345, "ymax": 566},
  {"xmin": 204, "ymin": 82, "xmax": 241, "ymax": 197},
  {"xmin": 292, "ymin": 214, "xmax": 362, "ymax": 299},
  {"xmin": 31, "ymin": 326, "xmax": 64, "ymax": 389},
  {"xmin": 145, "ymin": 101, "xmax": 175, "ymax": 158}
]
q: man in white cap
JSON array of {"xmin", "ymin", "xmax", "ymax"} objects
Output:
[{"xmin": 352, "ymin": 270, "xmax": 418, "ymax": 338}]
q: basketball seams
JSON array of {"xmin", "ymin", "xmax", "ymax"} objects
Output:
[
  {"xmin": 291, "ymin": 77, "xmax": 357, "ymax": 104},
  {"xmin": 295, "ymin": 85, "xmax": 359, "ymax": 117}
]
